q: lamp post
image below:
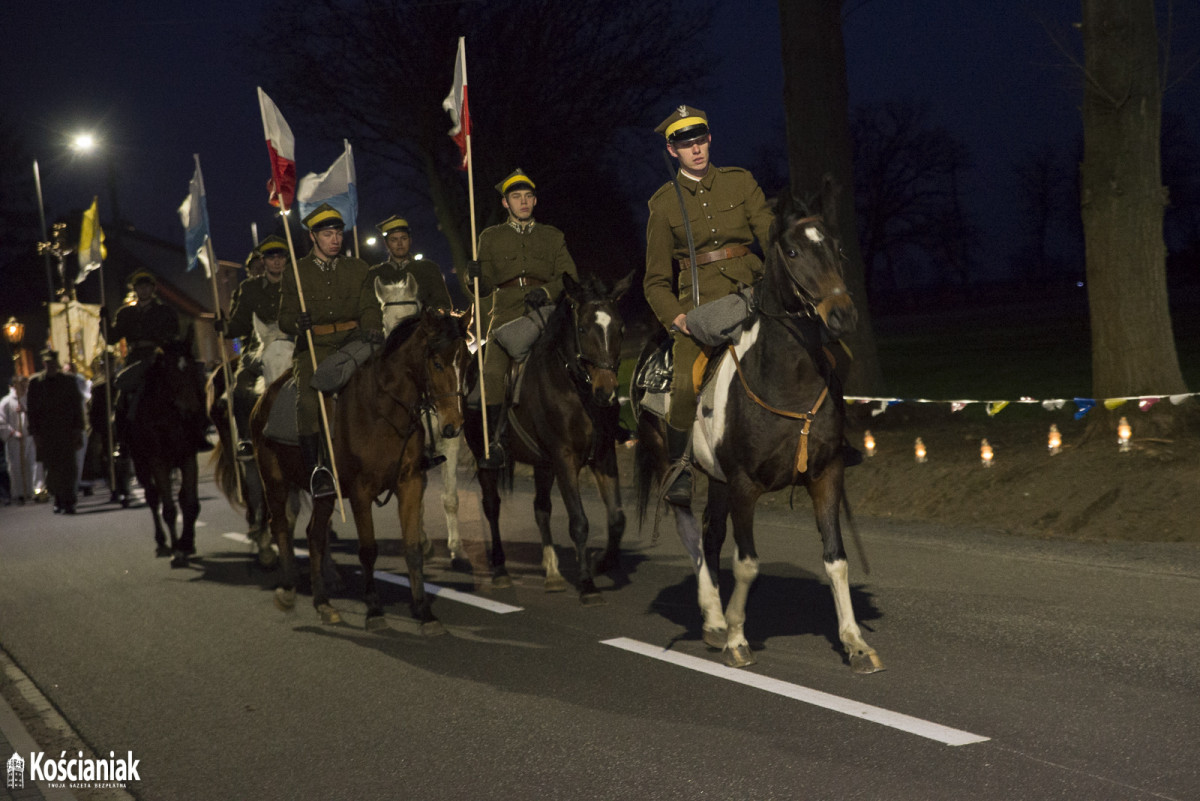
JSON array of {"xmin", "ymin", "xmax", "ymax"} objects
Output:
[
  {"xmin": 33, "ymin": 131, "xmax": 107, "ymax": 303},
  {"xmin": 33, "ymin": 160, "xmax": 56, "ymax": 304}
]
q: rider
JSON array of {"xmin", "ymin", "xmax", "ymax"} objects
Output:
[
  {"xmin": 277, "ymin": 203, "xmax": 383, "ymax": 498},
  {"xmin": 467, "ymin": 168, "xmax": 578, "ymax": 469},
  {"xmin": 643, "ymin": 105, "xmax": 774, "ymax": 506},
  {"xmin": 370, "ymin": 215, "xmax": 454, "ymax": 311},
  {"xmin": 104, "ymin": 270, "xmax": 211, "ymax": 454},
  {"xmin": 214, "ymin": 235, "xmax": 290, "ymax": 457}
]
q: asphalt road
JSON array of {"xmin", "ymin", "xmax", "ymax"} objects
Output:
[{"xmin": 1, "ymin": 466, "xmax": 1198, "ymax": 801}]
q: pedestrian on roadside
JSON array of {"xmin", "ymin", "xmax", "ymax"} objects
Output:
[{"xmin": 26, "ymin": 351, "xmax": 85, "ymax": 514}]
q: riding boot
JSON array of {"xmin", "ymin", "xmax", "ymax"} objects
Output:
[
  {"xmin": 476, "ymin": 404, "xmax": 507, "ymax": 470},
  {"xmin": 299, "ymin": 433, "xmax": 336, "ymax": 499},
  {"xmin": 665, "ymin": 424, "xmax": 694, "ymax": 506},
  {"xmin": 233, "ymin": 381, "xmax": 256, "ymax": 458}
]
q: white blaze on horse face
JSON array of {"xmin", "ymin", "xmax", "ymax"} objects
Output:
[
  {"xmin": 804, "ymin": 226, "xmax": 824, "ymax": 243},
  {"xmin": 694, "ymin": 319, "xmax": 760, "ymax": 474},
  {"xmin": 594, "ymin": 310, "xmax": 613, "ymax": 355}
]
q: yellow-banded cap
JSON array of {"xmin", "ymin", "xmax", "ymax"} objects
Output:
[
  {"xmin": 377, "ymin": 216, "xmax": 410, "ymax": 236},
  {"xmin": 256, "ymin": 235, "xmax": 289, "ymax": 256},
  {"xmin": 302, "ymin": 203, "xmax": 344, "ymax": 231},
  {"xmin": 655, "ymin": 104, "xmax": 709, "ymax": 143},
  {"xmin": 127, "ymin": 269, "xmax": 157, "ymax": 287},
  {"xmin": 495, "ymin": 168, "xmax": 535, "ymax": 196},
  {"xmin": 243, "ymin": 248, "xmax": 263, "ymax": 268}
]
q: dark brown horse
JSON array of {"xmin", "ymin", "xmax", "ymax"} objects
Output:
[
  {"xmin": 127, "ymin": 339, "xmax": 206, "ymax": 568},
  {"xmin": 465, "ymin": 272, "xmax": 632, "ymax": 605},
  {"xmin": 634, "ymin": 179, "xmax": 883, "ymax": 672},
  {"xmin": 253, "ymin": 309, "xmax": 471, "ymax": 632}
]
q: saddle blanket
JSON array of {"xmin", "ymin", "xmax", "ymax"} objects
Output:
[{"xmin": 262, "ymin": 378, "xmax": 300, "ymax": 446}]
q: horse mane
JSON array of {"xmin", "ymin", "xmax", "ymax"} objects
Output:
[
  {"xmin": 527, "ymin": 274, "xmax": 611, "ymax": 361},
  {"xmin": 380, "ymin": 316, "xmax": 423, "ymax": 358}
]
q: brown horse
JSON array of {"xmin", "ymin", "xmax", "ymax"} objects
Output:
[{"xmin": 253, "ymin": 309, "xmax": 471, "ymax": 632}]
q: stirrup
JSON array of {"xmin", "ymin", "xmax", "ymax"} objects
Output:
[
  {"xmin": 665, "ymin": 464, "xmax": 693, "ymax": 506},
  {"xmin": 477, "ymin": 442, "xmax": 506, "ymax": 470},
  {"xmin": 236, "ymin": 441, "xmax": 254, "ymax": 459},
  {"xmin": 310, "ymin": 465, "xmax": 336, "ymax": 499}
]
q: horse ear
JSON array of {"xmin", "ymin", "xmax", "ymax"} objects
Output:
[{"xmin": 610, "ymin": 270, "xmax": 635, "ymax": 301}]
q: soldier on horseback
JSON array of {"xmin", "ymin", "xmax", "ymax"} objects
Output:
[
  {"xmin": 643, "ymin": 105, "xmax": 774, "ymax": 506},
  {"xmin": 467, "ymin": 169, "xmax": 578, "ymax": 469},
  {"xmin": 104, "ymin": 270, "xmax": 211, "ymax": 456},
  {"xmin": 370, "ymin": 215, "xmax": 454, "ymax": 311},
  {"xmin": 277, "ymin": 203, "xmax": 383, "ymax": 498},
  {"xmin": 214, "ymin": 235, "xmax": 290, "ymax": 457}
]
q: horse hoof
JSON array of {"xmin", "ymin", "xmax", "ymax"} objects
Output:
[
  {"xmin": 579, "ymin": 591, "xmax": 605, "ymax": 607},
  {"xmin": 365, "ymin": 614, "xmax": 388, "ymax": 632},
  {"xmin": 155, "ymin": 545, "xmax": 172, "ymax": 558},
  {"xmin": 723, "ymin": 644, "xmax": 756, "ymax": 668},
  {"xmin": 170, "ymin": 553, "xmax": 189, "ymax": 569},
  {"xmin": 273, "ymin": 587, "xmax": 296, "ymax": 611},
  {"xmin": 491, "ymin": 574, "xmax": 513, "ymax": 590},
  {"xmin": 317, "ymin": 604, "xmax": 342, "ymax": 625},
  {"xmin": 544, "ymin": 575, "xmax": 569, "ymax": 593},
  {"xmin": 850, "ymin": 651, "xmax": 886, "ymax": 674},
  {"xmin": 702, "ymin": 628, "xmax": 727, "ymax": 650},
  {"xmin": 449, "ymin": 556, "xmax": 472, "ymax": 573},
  {"xmin": 257, "ymin": 549, "xmax": 279, "ymax": 570},
  {"xmin": 421, "ymin": 537, "xmax": 435, "ymax": 559},
  {"xmin": 420, "ymin": 620, "xmax": 447, "ymax": 637}
]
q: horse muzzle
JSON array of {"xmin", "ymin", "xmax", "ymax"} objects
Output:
[
  {"xmin": 819, "ymin": 294, "xmax": 858, "ymax": 339},
  {"xmin": 441, "ymin": 423, "xmax": 461, "ymax": 440},
  {"xmin": 589, "ymin": 369, "xmax": 620, "ymax": 406}
]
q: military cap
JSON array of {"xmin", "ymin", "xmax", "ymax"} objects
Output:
[
  {"xmin": 495, "ymin": 169, "xmax": 536, "ymax": 196},
  {"xmin": 127, "ymin": 269, "xmax": 157, "ymax": 287},
  {"xmin": 655, "ymin": 104, "xmax": 709, "ymax": 144},
  {"xmin": 377, "ymin": 216, "xmax": 410, "ymax": 236},
  {"xmin": 40, "ymin": 349, "xmax": 60, "ymax": 365},
  {"xmin": 243, "ymin": 248, "xmax": 264, "ymax": 269},
  {"xmin": 302, "ymin": 203, "xmax": 345, "ymax": 231},
  {"xmin": 256, "ymin": 235, "xmax": 289, "ymax": 256}
]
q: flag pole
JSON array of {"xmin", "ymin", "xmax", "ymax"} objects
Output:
[
  {"xmin": 97, "ymin": 254, "xmax": 117, "ymax": 495},
  {"xmin": 194, "ymin": 157, "xmax": 243, "ymax": 504},
  {"xmin": 278, "ymin": 203, "xmax": 347, "ymax": 523}
]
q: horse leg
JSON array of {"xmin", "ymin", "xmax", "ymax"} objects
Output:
[
  {"xmin": 699, "ymin": 479, "xmax": 731, "ymax": 649},
  {"xmin": 243, "ymin": 459, "xmax": 276, "ymax": 568},
  {"xmin": 533, "ymin": 464, "xmax": 567, "ymax": 593},
  {"xmin": 141, "ymin": 469, "xmax": 170, "ymax": 557},
  {"xmin": 174, "ymin": 457, "xmax": 199, "ymax": 567},
  {"xmin": 553, "ymin": 458, "xmax": 602, "ymax": 606},
  {"xmin": 261, "ymin": 457, "xmax": 298, "ymax": 611},
  {"xmin": 478, "ymin": 468, "xmax": 510, "ymax": 588},
  {"xmin": 307, "ymin": 495, "xmax": 340, "ymax": 624},
  {"xmin": 442, "ymin": 433, "xmax": 462, "ymax": 562},
  {"xmin": 399, "ymin": 470, "xmax": 444, "ymax": 635},
  {"xmin": 809, "ymin": 468, "xmax": 884, "ymax": 674},
  {"xmin": 156, "ymin": 466, "xmax": 186, "ymax": 568},
  {"xmin": 721, "ymin": 478, "xmax": 762, "ymax": 668},
  {"xmin": 347, "ymin": 487, "xmax": 384, "ymax": 631},
  {"xmin": 590, "ymin": 445, "xmax": 626, "ymax": 575}
]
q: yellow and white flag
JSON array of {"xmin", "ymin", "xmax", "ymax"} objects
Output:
[{"xmin": 75, "ymin": 196, "xmax": 107, "ymax": 285}]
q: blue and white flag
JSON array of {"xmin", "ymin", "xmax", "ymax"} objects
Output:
[
  {"xmin": 297, "ymin": 140, "xmax": 358, "ymax": 229},
  {"xmin": 177, "ymin": 154, "xmax": 211, "ymax": 276}
]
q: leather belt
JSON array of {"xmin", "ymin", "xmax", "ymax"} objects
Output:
[
  {"xmin": 310, "ymin": 320, "xmax": 359, "ymax": 336},
  {"xmin": 677, "ymin": 244, "xmax": 750, "ymax": 271},
  {"xmin": 497, "ymin": 275, "xmax": 546, "ymax": 289}
]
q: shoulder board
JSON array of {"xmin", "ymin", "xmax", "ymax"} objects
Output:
[
  {"xmin": 649, "ymin": 182, "xmax": 676, "ymax": 203},
  {"xmin": 715, "ymin": 166, "xmax": 749, "ymax": 177}
]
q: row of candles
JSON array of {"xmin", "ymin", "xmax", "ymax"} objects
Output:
[{"xmin": 864, "ymin": 417, "xmax": 1134, "ymax": 466}]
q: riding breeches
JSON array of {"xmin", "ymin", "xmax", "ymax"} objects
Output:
[
  {"xmin": 482, "ymin": 340, "xmax": 511, "ymax": 405},
  {"xmin": 668, "ymin": 332, "xmax": 702, "ymax": 429},
  {"xmin": 293, "ymin": 345, "xmax": 335, "ymax": 437}
]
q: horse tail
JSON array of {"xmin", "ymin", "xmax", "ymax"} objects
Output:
[{"xmin": 208, "ymin": 362, "xmax": 245, "ymax": 509}]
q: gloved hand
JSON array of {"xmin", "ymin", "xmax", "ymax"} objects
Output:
[
  {"xmin": 296, "ymin": 311, "xmax": 312, "ymax": 332},
  {"xmin": 361, "ymin": 328, "xmax": 384, "ymax": 346},
  {"xmin": 212, "ymin": 316, "xmax": 226, "ymax": 335},
  {"xmin": 465, "ymin": 260, "xmax": 482, "ymax": 281},
  {"xmin": 523, "ymin": 287, "xmax": 551, "ymax": 311}
]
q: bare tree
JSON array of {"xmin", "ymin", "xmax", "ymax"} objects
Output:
[
  {"xmin": 239, "ymin": 0, "xmax": 713, "ymax": 288},
  {"xmin": 1079, "ymin": 0, "xmax": 1188, "ymax": 431},
  {"xmin": 778, "ymin": 0, "xmax": 884, "ymax": 394},
  {"xmin": 850, "ymin": 100, "xmax": 974, "ymax": 293}
]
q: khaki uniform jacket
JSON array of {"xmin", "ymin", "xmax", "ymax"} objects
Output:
[
  {"xmin": 278, "ymin": 252, "xmax": 382, "ymax": 353},
  {"xmin": 226, "ymin": 275, "xmax": 283, "ymax": 360},
  {"xmin": 476, "ymin": 220, "xmax": 578, "ymax": 329},
  {"xmin": 370, "ymin": 257, "xmax": 454, "ymax": 311},
  {"xmin": 110, "ymin": 299, "xmax": 179, "ymax": 360},
  {"xmin": 643, "ymin": 165, "xmax": 774, "ymax": 330}
]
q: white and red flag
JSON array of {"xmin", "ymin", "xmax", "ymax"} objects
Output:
[
  {"xmin": 257, "ymin": 86, "xmax": 296, "ymax": 209},
  {"xmin": 441, "ymin": 37, "xmax": 470, "ymax": 170}
]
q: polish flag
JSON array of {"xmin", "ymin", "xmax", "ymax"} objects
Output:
[
  {"xmin": 257, "ymin": 86, "xmax": 296, "ymax": 209},
  {"xmin": 441, "ymin": 37, "xmax": 470, "ymax": 170}
]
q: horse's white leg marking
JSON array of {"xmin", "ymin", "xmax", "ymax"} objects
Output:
[
  {"xmin": 696, "ymin": 556, "xmax": 727, "ymax": 637},
  {"xmin": 824, "ymin": 558, "xmax": 873, "ymax": 657},
  {"xmin": 723, "ymin": 545, "xmax": 760, "ymax": 652},
  {"xmin": 542, "ymin": 544, "xmax": 563, "ymax": 583}
]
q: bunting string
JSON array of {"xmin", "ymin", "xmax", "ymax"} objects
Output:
[{"xmin": 845, "ymin": 390, "xmax": 1196, "ymax": 419}]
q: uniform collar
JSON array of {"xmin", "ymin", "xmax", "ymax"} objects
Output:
[
  {"xmin": 389, "ymin": 256, "xmax": 412, "ymax": 269},
  {"xmin": 313, "ymin": 254, "xmax": 338, "ymax": 272},
  {"xmin": 677, "ymin": 166, "xmax": 716, "ymax": 194},
  {"xmin": 507, "ymin": 218, "xmax": 536, "ymax": 234}
]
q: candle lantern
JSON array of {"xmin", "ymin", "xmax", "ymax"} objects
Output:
[
  {"xmin": 1117, "ymin": 417, "xmax": 1132, "ymax": 452},
  {"xmin": 914, "ymin": 437, "xmax": 927, "ymax": 464},
  {"xmin": 980, "ymin": 438, "xmax": 994, "ymax": 467},
  {"xmin": 1048, "ymin": 425, "xmax": 1062, "ymax": 455},
  {"xmin": 863, "ymin": 431, "xmax": 876, "ymax": 458}
]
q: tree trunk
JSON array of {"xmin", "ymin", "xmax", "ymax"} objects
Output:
[
  {"xmin": 1080, "ymin": 0, "xmax": 1188, "ymax": 435},
  {"xmin": 778, "ymin": 0, "xmax": 885, "ymax": 394}
]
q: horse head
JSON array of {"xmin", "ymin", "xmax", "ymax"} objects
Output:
[
  {"xmin": 560, "ymin": 271, "xmax": 633, "ymax": 407},
  {"xmin": 764, "ymin": 175, "xmax": 857, "ymax": 339},
  {"xmin": 376, "ymin": 275, "xmax": 421, "ymax": 335},
  {"xmin": 417, "ymin": 308, "xmax": 472, "ymax": 439},
  {"xmin": 148, "ymin": 339, "xmax": 206, "ymax": 427},
  {"xmin": 251, "ymin": 313, "xmax": 295, "ymax": 385}
]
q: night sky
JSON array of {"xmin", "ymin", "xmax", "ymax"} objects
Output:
[{"xmin": 6, "ymin": 1, "xmax": 1200, "ymax": 288}]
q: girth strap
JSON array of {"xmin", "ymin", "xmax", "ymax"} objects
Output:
[{"xmin": 727, "ymin": 345, "xmax": 829, "ymax": 475}]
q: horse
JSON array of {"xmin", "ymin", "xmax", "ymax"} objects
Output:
[
  {"xmin": 634, "ymin": 178, "xmax": 883, "ymax": 673},
  {"xmin": 209, "ymin": 314, "xmax": 295, "ymax": 568},
  {"xmin": 376, "ymin": 276, "xmax": 465, "ymax": 563},
  {"xmin": 464, "ymin": 272, "xmax": 633, "ymax": 605},
  {"xmin": 253, "ymin": 308, "xmax": 471, "ymax": 631},
  {"xmin": 127, "ymin": 338, "xmax": 206, "ymax": 568}
]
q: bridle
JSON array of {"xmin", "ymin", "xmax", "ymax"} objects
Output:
[
  {"xmin": 561, "ymin": 297, "xmax": 619, "ymax": 393},
  {"xmin": 759, "ymin": 214, "xmax": 848, "ymax": 328}
]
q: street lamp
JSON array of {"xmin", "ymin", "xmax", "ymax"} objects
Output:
[
  {"xmin": 4, "ymin": 317, "xmax": 32, "ymax": 377},
  {"xmin": 34, "ymin": 129, "xmax": 106, "ymax": 303},
  {"xmin": 71, "ymin": 132, "xmax": 97, "ymax": 153}
]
